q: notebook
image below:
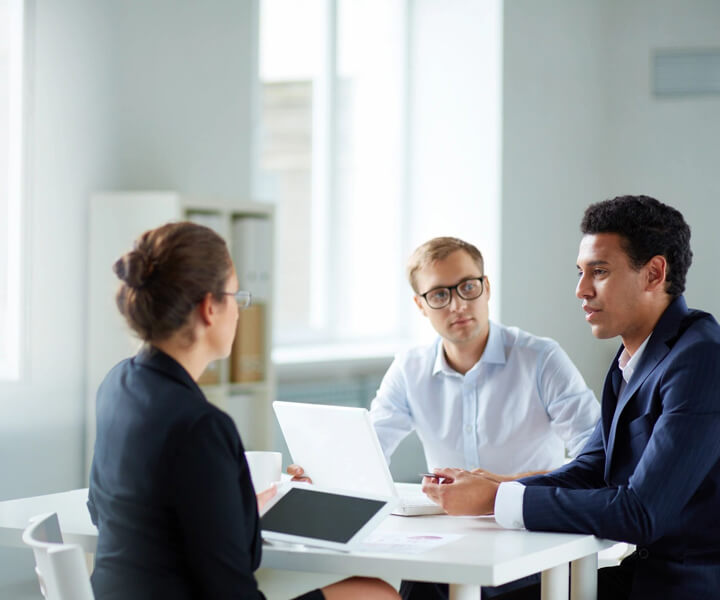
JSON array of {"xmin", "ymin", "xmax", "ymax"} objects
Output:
[{"xmin": 273, "ymin": 401, "xmax": 445, "ymax": 516}]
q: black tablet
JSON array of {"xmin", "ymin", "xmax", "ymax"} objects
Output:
[{"xmin": 259, "ymin": 482, "xmax": 396, "ymax": 550}]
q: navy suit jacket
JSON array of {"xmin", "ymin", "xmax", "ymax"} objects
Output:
[
  {"xmin": 88, "ymin": 347, "xmax": 265, "ymax": 600},
  {"xmin": 520, "ymin": 296, "xmax": 720, "ymax": 599}
]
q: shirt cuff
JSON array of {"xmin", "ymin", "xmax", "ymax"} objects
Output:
[{"xmin": 494, "ymin": 481, "xmax": 526, "ymax": 529}]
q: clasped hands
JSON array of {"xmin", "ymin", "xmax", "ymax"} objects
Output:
[{"xmin": 420, "ymin": 468, "xmax": 500, "ymax": 516}]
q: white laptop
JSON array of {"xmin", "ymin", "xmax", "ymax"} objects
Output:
[{"xmin": 273, "ymin": 401, "xmax": 445, "ymax": 516}]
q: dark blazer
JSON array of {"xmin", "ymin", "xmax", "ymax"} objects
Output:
[
  {"xmin": 520, "ymin": 296, "xmax": 720, "ymax": 599},
  {"xmin": 87, "ymin": 347, "xmax": 265, "ymax": 600}
]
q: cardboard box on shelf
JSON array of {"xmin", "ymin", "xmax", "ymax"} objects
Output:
[{"xmin": 231, "ymin": 303, "xmax": 265, "ymax": 383}]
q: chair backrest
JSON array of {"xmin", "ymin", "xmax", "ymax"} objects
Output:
[{"xmin": 22, "ymin": 513, "xmax": 95, "ymax": 600}]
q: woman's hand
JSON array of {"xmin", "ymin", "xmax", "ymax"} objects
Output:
[
  {"xmin": 256, "ymin": 483, "xmax": 277, "ymax": 511},
  {"xmin": 286, "ymin": 464, "xmax": 312, "ymax": 483}
]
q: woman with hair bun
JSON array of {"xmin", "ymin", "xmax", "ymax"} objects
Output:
[{"xmin": 87, "ymin": 222, "xmax": 399, "ymax": 600}]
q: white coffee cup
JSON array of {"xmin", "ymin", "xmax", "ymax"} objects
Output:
[{"xmin": 245, "ymin": 451, "xmax": 282, "ymax": 492}]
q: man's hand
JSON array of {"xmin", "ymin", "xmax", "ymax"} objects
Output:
[
  {"xmin": 256, "ymin": 483, "xmax": 277, "ymax": 511},
  {"xmin": 286, "ymin": 464, "xmax": 312, "ymax": 483},
  {"xmin": 422, "ymin": 468, "xmax": 499, "ymax": 516}
]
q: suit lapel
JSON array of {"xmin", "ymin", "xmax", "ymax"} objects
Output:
[
  {"xmin": 603, "ymin": 296, "xmax": 690, "ymax": 476},
  {"xmin": 605, "ymin": 340, "xmax": 669, "ymax": 461}
]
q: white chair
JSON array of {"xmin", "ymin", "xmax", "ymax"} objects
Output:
[
  {"xmin": 22, "ymin": 512, "xmax": 95, "ymax": 600},
  {"xmin": 598, "ymin": 542, "xmax": 635, "ymax": 568}
]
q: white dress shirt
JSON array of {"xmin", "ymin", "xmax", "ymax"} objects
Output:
[
  {"xmin": 495, "ymin": 334, "xmax": 652, "ymax": 529},
  {"xmin": 369, "ymin": 321, "xmax": 600, "ymax": 475}
]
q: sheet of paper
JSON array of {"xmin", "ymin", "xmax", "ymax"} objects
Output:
[{"xmin": 359, "ymin": 531, "xmax": 463, "ymax": 554}]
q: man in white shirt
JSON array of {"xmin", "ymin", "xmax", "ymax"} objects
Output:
[
  {"xmin": 422, "ymin": 197, "xmax": 720, "ymax": 600},
  {"xmin": 288, "ymin": 237, "xmax": 599, "ymax": 599},
  {"xmin": 370, "ymin": 236, "xmax": 600, "ymax": 480}
]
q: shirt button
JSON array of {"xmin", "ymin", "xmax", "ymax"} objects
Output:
[
  {"xmin": 638, "ymin": 548, "xmax": 649, "ymax": 559},
  {"xmin": 465, "ymin": 425, "xmax": 473, "ymax": 433}
]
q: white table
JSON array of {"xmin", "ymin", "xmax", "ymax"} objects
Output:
[
  {"xmin": 0, "ymin": 489, "xmax": 613, "ymax": 600},
  {"xmin": 0, "ymin": 488, "xmax": 98, "ymax": 551}
]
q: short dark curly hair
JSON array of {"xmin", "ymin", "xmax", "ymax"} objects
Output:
[{"xmin": 581, "ymin": 195, "xmax": 692, "ymax": 298}]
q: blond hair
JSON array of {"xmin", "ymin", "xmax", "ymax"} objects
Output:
[{"xmin": 406, "ymin": 237, "xmax": 484, "ymax": 293}]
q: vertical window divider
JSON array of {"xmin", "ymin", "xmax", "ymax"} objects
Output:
[
  {"xmin": 398, "ymin": 0, "xmax": 413, "ymax": 340},
  {"xmin": 310, "ymin": 0, "xmax": 338, "ymax": 334}
]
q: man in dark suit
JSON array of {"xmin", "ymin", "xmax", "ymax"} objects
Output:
[{"xmin": 421, "ymin": 195, "xmax": 720, "ymax": 600}]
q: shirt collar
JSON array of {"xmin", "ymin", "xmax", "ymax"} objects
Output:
[
  {"xmin": 483, "ymin": 321, "xmax": 507, "ymax": 365},
  {"xmin": 432, "ymin": 320, "xmax": 505, "ymax": 376},
  {"xmin": 618, "ymin": 333, "xmax": 651, "ymax": 383}
]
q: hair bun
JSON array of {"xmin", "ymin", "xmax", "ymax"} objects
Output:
[{"xmin": 113, "ymin": 249, "xmax": 157, "ymax": 289}]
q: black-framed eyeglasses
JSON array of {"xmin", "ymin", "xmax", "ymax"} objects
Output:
[
  {"xmin": 222, "ymin": 290, "xmax": 252, "ymax": 309},
  {"xmin": 419, "ymin": 277, "xmax": 484, "ymax": 309}
]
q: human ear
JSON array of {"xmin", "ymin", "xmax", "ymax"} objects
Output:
[
  {"xmin": 483, "ymin": 276, "xmax": 491, "ymax": 301},
  {"xmin": 645, "ymin": 256, "xmax": 667, "ymax": 292},
  {"xmin": 197, "ymin": 292, "xmax": 215, "ymax": 326},
  {"xmin": 413, "ymin": 295, "xmax": 428, "ymax": 318}
]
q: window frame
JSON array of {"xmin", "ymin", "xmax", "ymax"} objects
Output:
[
  {"xmin": 260, "ymin": 0, "xmax": 412, "ymax": 349},
  {"xmin": 259, "ymin": 0, "xmax": 502, "ymax": 360}
]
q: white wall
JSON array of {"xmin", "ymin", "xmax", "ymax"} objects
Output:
[
  {"xmin": 100, "ymin": 0, "xmax": 255, "ymax": 198},
  {"xmin": 0, "ymin": 0, "xmax": 256, "ymax": 592},
  {"xmin": 501, "ymin": 0, "xmax": 720, "ymax": 397},
  {"xmin": 0, "ymin": 0, "xmax": 113, "ymax": 590},
  {"xmin": 604, "ymin": 0, "xmax": 720, "ymax": 318},
  {"xmin": 502, "ymin": 0, "xmax": 617, "ymax": 395}
]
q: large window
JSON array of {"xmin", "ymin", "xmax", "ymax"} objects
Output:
[
  {"xmin": 0, "ymin": 0, "xmax": 24, "ymax": 380},
  {"xmin": 259, "ymin": 0, "xmax": 407, "ymax": 349},
  {"xmin": 258, "ymin": 0, "xmax": 502, "ymax": 356}
]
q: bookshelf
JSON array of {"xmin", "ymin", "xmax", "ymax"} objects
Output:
[{"xmin": 86, "ymin": 191, "xmax": 275, "ymax": 476}]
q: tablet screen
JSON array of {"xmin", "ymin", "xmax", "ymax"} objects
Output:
[{"xmin": 261, "ymin": 487, "xmax": 387, "ymax": 543}]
